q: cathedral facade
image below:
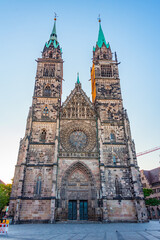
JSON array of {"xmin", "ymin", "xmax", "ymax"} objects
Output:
[{"xmin": 9, "ymin": 18, "xmax": 148, "ymax": 223}]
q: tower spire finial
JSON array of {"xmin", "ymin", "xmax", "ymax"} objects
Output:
[
  {"xmin": 50, "ymin": 12, "xmax": 58, "ymax": 41},
  {"xmin": 77, "ymin": 72, "xmax": 80, "ymax": 84},
  {"xmin": 54, "ymin": 12, "xmax": 58, "ymax": 21},
  {"xmin": 98, "ymin": 14, "xmax": 101, "ymax": 23},
  {"xmin": 95, "ymin": 15, "xmax": 110, "ymax": 49}
]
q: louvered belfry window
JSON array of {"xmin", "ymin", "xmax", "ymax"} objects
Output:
[{"xmin": 101, "ymin": 65, "xmax": 112, "ymax": 77}]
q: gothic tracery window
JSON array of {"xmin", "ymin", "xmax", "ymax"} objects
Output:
[
  {"xmin": 35, "ymin": 176, "xmax": 42, "ymax": 195},
  {"xmin": 43, "ymin": 64, "xmax": 55, "ymax": 77},
  {"xmin": 44, "ymin": 85, "xmax": 51, "ymax": 96}
]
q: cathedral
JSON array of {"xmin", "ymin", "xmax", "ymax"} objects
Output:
[{"xmin": 9, "ymin": 17, "xmax": 148, "ymax": 223}]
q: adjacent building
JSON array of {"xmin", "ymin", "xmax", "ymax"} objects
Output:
[
  {"xmin": 141, "ymin": 167, "xmax": 160, "ymax": 219},
  {"xmin": 9, "ymin": 17, "xmax": 147, "ymax": 223}
]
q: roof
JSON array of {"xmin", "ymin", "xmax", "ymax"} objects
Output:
[
  {"xmin": 142, "ymin": 167, "xmax": 160, "ymax": 185},
  {"xmin": 61, "ymin": 81, "xmax": 95, "ymax": 112},
  {"xmin": 0, "ymin": 179, "xmax": 5, "ymax": 185},
  {"xmin": 44, "ymin": 18, "xmax": 62, "ymax": 52},
  {"xmin": 93, "ymin": 21, "xmax": 110, "ymax": 51}
]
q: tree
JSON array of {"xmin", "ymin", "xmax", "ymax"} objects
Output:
[
  {"xmin": 143, "ymin": 188, "xmax": 153, "ymax": 198},
  {"xmin": 143, "ymin": 188, "xmax": 160, "ymax": 206},
  {"xmin": 0, "ymin": 184, "xmax": 12, "ymax": 213}
]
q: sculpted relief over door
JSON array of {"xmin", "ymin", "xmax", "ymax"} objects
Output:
[{"xmin": 60, "ymin": 162, "xmax": 96, "ymax": 201}]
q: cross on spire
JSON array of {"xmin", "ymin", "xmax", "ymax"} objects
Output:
[
  {"xmin": 54, "ymin": 12, "xmax": 58, "ymax": 21},
  {"xmin": 97, "ymin": 14, "xmax": 101, "ymax": 23}
]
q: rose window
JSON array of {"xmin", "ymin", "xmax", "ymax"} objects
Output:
[{"xmin": 69, "ymin": 131, "xmax": 87, "ymax": 151}]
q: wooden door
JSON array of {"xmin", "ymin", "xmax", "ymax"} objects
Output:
[
  {"xmin": 68, "ymin": 200, "xmax": 77, "ymax": 220},
  {"xmin": 80, "ymin": 200, "xmax": 88, "ymax": 220}
]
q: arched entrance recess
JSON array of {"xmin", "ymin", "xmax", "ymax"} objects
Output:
[{"xmin": 59, "ymin": 161, "xmax": 98, "ymax": 221}]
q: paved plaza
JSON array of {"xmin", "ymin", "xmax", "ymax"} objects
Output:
[{"xmin": 0, "ymin": 221, "xmax": 160, "ymax": 240}]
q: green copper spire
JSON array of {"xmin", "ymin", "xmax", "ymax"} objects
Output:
[
  {"xmin": 77, "ymin": 72, "xmax": 80, "ymax": 84},
  {"xmin": 94, "ymin": 17, "xmax": 109, "ymax": 51},
  {"xmin": 50, "ymin": 17, "xmax": 57, "ymax": 41},
  {"xmin": 45, "ymin": 15, "xmax": 62, "ymax": 51}
]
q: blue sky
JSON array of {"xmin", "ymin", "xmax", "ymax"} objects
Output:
[{"xmin": 0, "ymin": 0, "xmax": 160, "ymax": 183}]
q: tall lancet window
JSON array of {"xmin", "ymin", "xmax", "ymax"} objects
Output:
[
  {"xmin": 110, "ymin": 132, "xmax": 116, "ymax": 142},
  {"xmin": 113, "ymin": 155, "xmax": 116, "ymax": 165},
  {"xmin": 115, "ymin": 177, "xmax": 122, "ymax": 196},
  {"xmin": 36, "ymin": 176, "xmax": 42, "ymax": 195}
]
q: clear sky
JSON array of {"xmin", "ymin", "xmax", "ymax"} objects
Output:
[{"xmin": 0, "ymin": 0, "xmax": 160, "ymax": 184}]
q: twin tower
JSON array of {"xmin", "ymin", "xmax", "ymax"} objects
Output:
[{"xmin": 9, "ymin": 17, "xmax": 147, "ymax": 223}]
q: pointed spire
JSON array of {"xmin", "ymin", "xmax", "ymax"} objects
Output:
[
  {"xmin": 77, "ymin": 72, "xmax": 80, "ymax": 84},
  {"xmin": 50, "ymin": 15, "xmax": 57, "ymax": 41},
  {"xmin": 45, "ymin": 13, "xmax": 62, "ymax": 51},
  {"xmin": 95, "ymin": 16, "xmax": 110, "ymax": 49}
]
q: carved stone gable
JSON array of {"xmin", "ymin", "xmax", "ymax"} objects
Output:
[{"xmin": 61, "ymin": 84, "xmax": 96, "ymax": 119}]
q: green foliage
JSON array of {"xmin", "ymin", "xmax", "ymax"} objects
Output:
[
  {"xmin": 145, "ymin": 198, "xmax": 160, "ymax": 206},
  {"xmin": 143, "ymin": 188, "xmax": 160, "ymax": 206},
  {"xmin": 0, "ymin": 184, "xmax": 12, "ymax": 212},
  {"xmin": 143, "ymin": 188, "xmax": 153, "ymax": 198}
]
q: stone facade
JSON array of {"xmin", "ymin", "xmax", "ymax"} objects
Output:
[
  {"xmin": 9, "ymin": 18, "xmax": 148, "ymax": 223},
  {"xmin": 140, "ymin": 168, "xmax": 160, "ymax": 219}
]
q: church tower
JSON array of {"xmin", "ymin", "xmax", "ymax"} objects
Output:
[
  {"xmin": 9, "ymin": 16, "xmax": 63, "ymax": 223},
  {"xmin": 91, "ymin": 18, "xmax": 147, "ymax": 222}
]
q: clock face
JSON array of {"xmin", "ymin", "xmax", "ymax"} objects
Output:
[{"xmin": 69, "ymin": 131, "xmax": 87, "ymax": 151}]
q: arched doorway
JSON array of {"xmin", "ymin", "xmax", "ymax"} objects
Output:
[{"xmin": 59, "ymin": 162, "xmax": 97, "ymax": 221}]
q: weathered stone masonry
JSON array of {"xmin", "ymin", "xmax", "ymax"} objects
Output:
[{"xmin": 9, "ymin": 18, "xmax": 148, "ymax": 223}]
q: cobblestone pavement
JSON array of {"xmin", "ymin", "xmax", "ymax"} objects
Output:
[{"xmin": 0, "ymin": 221, "xmax": 160, "ymax": 240}]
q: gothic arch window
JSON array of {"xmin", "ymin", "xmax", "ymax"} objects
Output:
[
  {"xmin": 35, "ymin": 176, "xmax": 42, "ymax": 195},
  {"xmin": 44, "ymin": 85, "xmax": 51, "ymax": 96},
  {"xmin": 115, "ymin": 177, "xmax": 122, "ymax": 196},
  {"xmin": 106, "ymin": 89, "xmax": 111, "ymax": 95},
  {"xmin": 42, "ymin": 105, "xmax": 49, "ymax": 117},
  {"xmin": 40, "ymin": 129, "xmax": 46, "ymax": 141},
  {"xmin": 110, "ymin": 132, "xmax": 116, "ymax": 142},
  {"xmin": 43, "ymin": 68, "xmax": 48, "ymax": 76}
]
